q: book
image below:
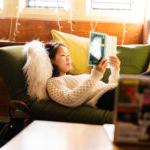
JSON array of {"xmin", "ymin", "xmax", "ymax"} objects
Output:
[
  {"xmin": 88, "ymin": 31, "xmax": 117, "ymax": 66},
  {"xmin": 114, "ymin": 75, "xmax": 150, "ymax": 145}
]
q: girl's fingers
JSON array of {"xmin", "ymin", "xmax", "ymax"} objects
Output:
[
  {"xmin": 96, "ymin": 58, "xmax": 108, "ymax": 74},
  {"xmin": 109, "ymin": 56, "xmax": 120, "ymax": 65},
  {"xmin": 99, "ymin": 58, "xmax": 108, "ymax": 65},
  {"xmin": 109, "ymin": 56, "xmax": 120, "ymax": 70}
]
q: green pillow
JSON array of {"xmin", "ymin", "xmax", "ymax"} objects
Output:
[
  {"xmin": 118, "ymin": 45, "xmax": 150, "ymax": 74},
  {"xmin": 0, "ymin": 46, "xmax": 28, "ymax": 100},
  {"xmin": 102, "ymin": 45, "xmax": 150, "ymax": 82}
]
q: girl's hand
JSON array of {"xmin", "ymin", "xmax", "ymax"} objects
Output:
[
  {"xmin": 95, "ymin": 58, "xmax": 108, "ymax": 75},
  {"xmin": 109, "ymin": 56, "xmax": 120, "ymax": 71}
]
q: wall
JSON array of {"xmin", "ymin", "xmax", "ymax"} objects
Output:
[
  {"xmin": 0, "ymin": 0, "xmax": 146, "ymax": 44},
  {"xmin": 0, "ymin": 18, "xmax": 143, "ymax": 44}
]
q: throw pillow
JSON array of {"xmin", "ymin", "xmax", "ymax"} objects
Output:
[
  {"xmin": 51, "ymin": 30, "xmax": 92, "ymax": 74},
  {"xmin": 102, "ymin": 45, "xmax": 150, "ymax": 82},
  {"xmin": 117, "ymin": 45, "xmax": 150, "ymax": 74}
]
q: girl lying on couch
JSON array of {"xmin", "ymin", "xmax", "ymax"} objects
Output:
[
  {"xmin": 23, "ymin": 40, "xmax": 120, "ymax": 111},
  {"xmin": 45, "ymin": 41, "xmax": 120, "ymax": 110}
]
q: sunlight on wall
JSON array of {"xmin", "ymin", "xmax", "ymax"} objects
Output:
[
  {"xmin": 0, "ymin": 0, "xmax": 3, "ymax": 9},
  {"xmin": 148, "ymin": 35, "xmax": 150, "ymax": 43},
  {"xmin": 146, "ymin": 0, "xmax": 150, "ymax": 43},
  {"xmin": 0, "ymin": 0, "xmax": 146, "ymax": 23},
  {"xmin": 86, "ymin": 0, "xmax": 145, "ymax": 23},
  {"xmin": 0, "ymin": 0, "xmax": 146, "ymax": 43},
  {"xmin": 146, "ymin": 0, "xmax": 150, "ymax": 20}
]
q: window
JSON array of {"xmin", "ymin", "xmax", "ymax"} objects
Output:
[
  {"xmin": 92, "ymin": 0, "xmax": 132, "ymax": 10},
  {"xmin": 26, "ymin": 0, "xmax": 66, "ymax": 8},
  {"xmin": 0, "ymin": 0, "xmax": 3, "ymax": 9}
]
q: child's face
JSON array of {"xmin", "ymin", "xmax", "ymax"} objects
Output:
[{"xmin": 52, "ymin": 46, "xmax": 72, "ymax": 75}]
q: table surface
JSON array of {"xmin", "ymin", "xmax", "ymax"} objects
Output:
[{"xmin": 1, "ymin": 120, "xmax": 149, "ymax": 150}]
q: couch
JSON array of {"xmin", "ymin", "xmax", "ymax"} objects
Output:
[{"xmin": 0, "ymin": 30, "xmax": 150, "ymax": 125}]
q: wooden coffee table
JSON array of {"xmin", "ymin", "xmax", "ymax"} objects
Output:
[{"xmin": 1, "ymin": 120, "xmax": 149, "ymax": 150}]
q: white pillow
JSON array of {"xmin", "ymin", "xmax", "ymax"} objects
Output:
[{"xmin": 23, "ymin": 40, "xmax": 53, "ymax": 100}]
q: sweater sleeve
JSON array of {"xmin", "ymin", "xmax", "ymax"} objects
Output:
[
  {"xmin": 108, "ymin": 66, "xmax": 120, "ymax": 84},
  {"xmin": 47, "ymin": 68, "xmax": 103, "ymax": 108}
]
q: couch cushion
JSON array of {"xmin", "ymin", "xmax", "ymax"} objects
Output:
[
  {"xmin": 0, "ymin": 46, "xmax": 28, "ymax": 100},
  {"xmin": 31, "ymin": 100, "xmax": 113, "ymax": 124}
]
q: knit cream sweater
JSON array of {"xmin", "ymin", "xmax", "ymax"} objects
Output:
[{"xmin": 47, "ymin": 67, "xmax": 119, "ymax": 108}]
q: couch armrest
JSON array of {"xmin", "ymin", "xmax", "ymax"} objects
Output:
[
  {"xmin": 9, "ymin": 100, "xmax": 31, "ymax": 119},
  {"xmin": 0, "ymin": 41, "xmax": 25, "ymax": 47}
]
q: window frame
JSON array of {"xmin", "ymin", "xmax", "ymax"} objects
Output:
[
  {"xmin": 26, "ymin": 0, "xmax": 66, "ymax": 9},
  {"xmin": 91, "ymin": 0, "xmax": 132, "ymax": 11},
  {"xmin": 86, "ymin": 0, "xmax": 145, "ymax": 23},
  {"xmin": 18, "ymin": 0, "xmax": 69, "ymax": 21},
  {"xmin": 0, "ymin": 0, "xmax": 143, "ymax": 23}
]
